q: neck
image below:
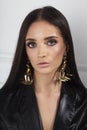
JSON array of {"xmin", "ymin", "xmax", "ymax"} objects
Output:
[{"xmin": 34, "ymin": 71, "xmax": 61, "ymax": 94}]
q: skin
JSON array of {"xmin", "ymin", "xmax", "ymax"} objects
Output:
[
  {"xmin": 25, "ymin": 21, "xmax": 66, "ymax": 80},
  {"xmin": 25, "ymin": 21, "xmax": 67, "ymax": 130}
]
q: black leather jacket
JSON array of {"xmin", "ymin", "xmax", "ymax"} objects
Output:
[{"xmin": 0, "ymin": 80, "xmax": 87, "ymax": 130}]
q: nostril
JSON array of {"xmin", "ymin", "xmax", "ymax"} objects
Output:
[
  {"xmin": 38, "ymin": 51, "xmax": 47, "ymax": 58},
  {"xmin": 38, "ymin": 54, "xmax": 46, "ymax": 58}
]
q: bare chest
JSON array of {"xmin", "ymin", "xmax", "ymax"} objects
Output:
[{"xmin": 36, "ymin": 94, "xmax": 60, "ymax": 130}]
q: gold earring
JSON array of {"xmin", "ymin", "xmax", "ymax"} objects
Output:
[
  {"xmin": 60, "ymin": 55, "xmax": 71, "ymax": 82},
  {"xmin": 20, "ymin": 62, "xmax": 33, "ymax": 85}
]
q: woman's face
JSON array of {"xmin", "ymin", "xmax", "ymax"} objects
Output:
[{"xmin": 25, "ymin": 21, "xmax": 66, "ymax": 75}]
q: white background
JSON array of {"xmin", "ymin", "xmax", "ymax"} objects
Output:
[{"xmin": 0, "ymin": 0, "xmax": 87, "ymax": 88}]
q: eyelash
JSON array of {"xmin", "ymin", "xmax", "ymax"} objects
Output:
[
  {"xmin": 26, "ymin": 39, "xmax": 58, "ymax": 48},
  {"xmin": 26, "ymin": 42, "xmax": 36, "ymax": 48},
  {"xmin": 47, "ymin": 39, "xmax": 57, "ymax": 46}
]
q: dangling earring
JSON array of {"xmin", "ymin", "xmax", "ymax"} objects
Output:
[
  {"xmin": 20, "ymin": 62, "xmax": 33, "ymax": 85},
  {"xmin": 60, "ymin": 55, "xmax": 71, "ymax": 82}
]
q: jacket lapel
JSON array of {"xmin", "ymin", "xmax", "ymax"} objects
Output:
[
  {"xmin": 19, "ymin": 81, "xmax": 76, "ymax": 130},
  {"xmin": 53, "ymin": 82, "xmax": 76, "ymax": 130},
  {"xmin": 19, "ymin": 85, "xmax": 43, "ymax": 130}
]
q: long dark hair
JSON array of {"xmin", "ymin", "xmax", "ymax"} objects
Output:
[{"xmin": 1, "ymin": 6, "xmax": 84, "ymax": 90}]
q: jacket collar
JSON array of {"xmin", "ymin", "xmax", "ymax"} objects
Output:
[{"xmin": 19, "ymin": 81, "xmax": 76, "ymax": 130}]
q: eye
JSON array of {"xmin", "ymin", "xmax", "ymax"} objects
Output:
[
  {"xmin": 26, "ymin": 42, "xmax": 36, "ymax": 48},
  {"xmin": 47, "ymin": 39, "xmax": 57, "ymax": 46}
]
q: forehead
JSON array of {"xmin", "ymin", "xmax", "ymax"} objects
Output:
[{"xmin": 26, "ymin": 20, "xmax": 62, "ymax": 38}]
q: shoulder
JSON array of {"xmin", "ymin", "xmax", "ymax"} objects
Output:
[
  {"xmin": 63, "ymin": 79, "xmax": 87, "ymax": 101},
  {"xmin": 0, "ymin": 84, "xmax": 34, "ymax": 113},
  {"xmin": 63, "ymin": 79, "xmax": 87, "ymax": 113},
  {"xmin": 70, "ymin": 93, "xmax": 87, "ymax": 130},
  {"xmin": 63, "ymin": 80, "xmax": 87, "ymax": 129},
  {"xmin": 0, "ymin": 85, "xmax": 22, "ymax": 129},
  {"xmin": 0, "ymin": 84, "xmax": 35, "ymax": 129},
  {"xmin": 0, "ymin": 85, "xmax": 21, "ymax": 113}
]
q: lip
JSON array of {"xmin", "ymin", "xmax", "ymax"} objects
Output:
[{"xmin": 37, "ymin": 62, "xmax": 50, "ymax": 68}]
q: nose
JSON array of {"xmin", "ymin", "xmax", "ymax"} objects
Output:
[{"xmin": 37, "ymin": 44, "xmax": 47, "ymax": 58}]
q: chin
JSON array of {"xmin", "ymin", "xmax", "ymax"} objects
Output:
[{"xmin": 35, "ymin": 68, "xmax": 55, "ymax": 75}]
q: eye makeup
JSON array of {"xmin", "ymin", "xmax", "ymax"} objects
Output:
[{"xmin": 25, "ymin": 36, "xmax": 58, "ymax": 48}]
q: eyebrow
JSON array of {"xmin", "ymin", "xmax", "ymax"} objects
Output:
[
  {"xmin": 25, "ymin": 36, "xmax": 58, "ymax": 42},
  {"xmin": 44, "ymin": 36, "xmax": 58, "ymax": 40}
]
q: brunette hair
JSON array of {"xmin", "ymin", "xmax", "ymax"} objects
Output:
[{"xmin": 1, "ymin": 6, "xmax": 84, "ymax": 90}]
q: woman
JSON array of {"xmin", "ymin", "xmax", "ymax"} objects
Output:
[{"xmin": 0, "ymin": 6, "xmax": 87, "ymax": 130}]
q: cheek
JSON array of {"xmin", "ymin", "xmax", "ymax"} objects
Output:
[
  {"xmin": 53, "ymin": 46, "xmax": 64, "ymax": 58},
  {"xmin": 26, "ymin": 47, "xmax": 33, "ymax": 59},
  {"xmin": 26, "ymin": 49, "xmax": 32, "ymax": 60},
  {"xmin": 52, "ymin": 45, "xmax": 65, "ymax": 65},
  {"xmin": 26, "ymin": 49, "xmax": 30, "ymax": 59},
  {"xmin": 26, "ymin": 49, "xmax": 36, "ymax": 65}
]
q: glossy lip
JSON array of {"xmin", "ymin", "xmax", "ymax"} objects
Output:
[{"xmin": 37, "ymin": 62, "xmax": 50, "ymax": 68}]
